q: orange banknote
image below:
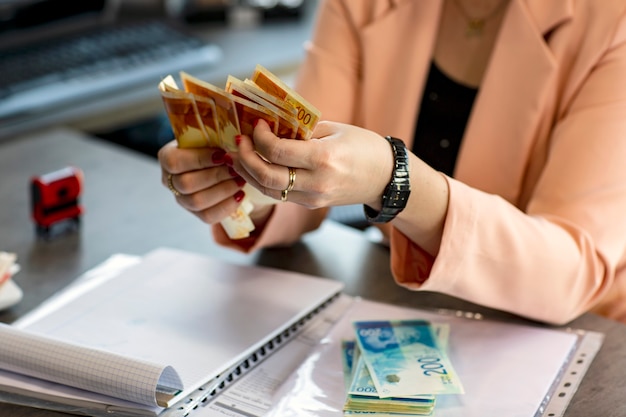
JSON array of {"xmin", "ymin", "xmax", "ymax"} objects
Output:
[
  {"xmin": 226, "ymin": 75, "xmax": 298, "ymax": 139},
  {"xmin": 158, "ymin": 65, "xmax": 322, "ymax": 239},
  {"xmin": 250, "ymin": 64, "xmax": 321, "ymax": 139}
]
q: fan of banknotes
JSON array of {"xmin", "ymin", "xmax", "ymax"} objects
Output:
[
  {"xmin": 341, "ymin": 320, "xmax": 465, "ymax": 415},
  {"xmin": 158, "ymin": 64, "xmax": 321, "ymax": 240}
]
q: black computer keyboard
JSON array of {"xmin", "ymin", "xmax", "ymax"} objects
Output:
[{"xmin": 0, "ymin": 20, "xmax": 222, "ymax": 118}]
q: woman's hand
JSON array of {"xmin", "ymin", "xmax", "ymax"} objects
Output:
[
  {"xmin": 157, "ymin": 140, "xmax": 249, "ymax": 225},
  {"xmin": 230, "ymin": 120, "xmax": 395, "ymax": 210}
]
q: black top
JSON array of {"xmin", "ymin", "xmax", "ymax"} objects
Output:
[{"xmin": 412, "ymin": 61, "xmax": 478, "ymax": 177}]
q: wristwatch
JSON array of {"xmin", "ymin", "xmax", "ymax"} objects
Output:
[{"xmin": 364, "ymin": 136, "xmax": 411, "ymax": 223}]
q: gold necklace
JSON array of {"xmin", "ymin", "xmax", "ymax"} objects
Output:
[{"xmin": 452, "ymin": 0, "xmax": 508, "ymax": 37}]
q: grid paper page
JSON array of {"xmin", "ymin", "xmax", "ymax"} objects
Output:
[{"xmin": 0, "ymin": 323, "xmax": 182, "ymax": 407}]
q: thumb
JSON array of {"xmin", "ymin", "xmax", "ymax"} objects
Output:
[
  {"xmin": 253, "ymin": 118, "xmax": 274, "ymax": 140},
  {"xmin": 251, "ymin": 119, "xmax": 279, "ymax": 162}
]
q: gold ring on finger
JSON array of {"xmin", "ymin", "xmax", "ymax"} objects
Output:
[
  {"xmin": 167, "ymin": 173, "xmax": 181, "ymax": 197},
  {"xmin": 281, "ymin": 167, "xmax": 296, "ymax": 202}
]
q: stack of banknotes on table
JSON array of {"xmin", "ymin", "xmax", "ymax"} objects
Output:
[
  {"xmin": 158, "ymin": 64, "xmax": 320, "ymax": 240},
  {"xmin": 342, "ymin": 320, "xmax": 465, "ymax": 416}
]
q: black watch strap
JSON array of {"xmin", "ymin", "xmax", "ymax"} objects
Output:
[{"xmin": 364, "ymin": 136, "xmax": 411, "ymax": 223}]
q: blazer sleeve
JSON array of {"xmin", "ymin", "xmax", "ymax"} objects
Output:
[{"xmin": 390, "ymin": 15, "xmax": 626, "ymax": 325}]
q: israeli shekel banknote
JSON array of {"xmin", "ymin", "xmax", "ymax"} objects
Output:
[
  {"xmin": 342, "ymin": 323, "xmax": 451, "ymax": 415},
  {"xmin": 346, "ymin": 353, "xmax": 435, "ymax": 415},
  {"xmin": 158, "ymin": 66, "xmax": 321, "ymax": 240},
  {"xmin": 353, "ymin": 320, "xmax": 464, "ymax": 398}
]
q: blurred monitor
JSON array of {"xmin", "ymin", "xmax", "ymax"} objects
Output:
[
  {"xmin": 171, "ymin": 0, "xmax": 305, "ymax": 22},
  {"xmin": 0, "ymin": 0, "xmax": 120, "ymax": 49}
]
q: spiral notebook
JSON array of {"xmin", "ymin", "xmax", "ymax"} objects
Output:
[{"xmin": 0, "ymin": 248, "xmax": 344, "ymax": 417}]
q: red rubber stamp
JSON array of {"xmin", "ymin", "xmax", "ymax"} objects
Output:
[{"xmin": 31, "ymin": 166, "xmax": 84, "ymax": 239}]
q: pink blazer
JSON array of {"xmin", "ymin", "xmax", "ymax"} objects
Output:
[{"xmin": 215, "ymin": 0, "xmax": 626, "ymax": 324}]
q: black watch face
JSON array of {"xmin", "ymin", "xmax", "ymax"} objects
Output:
[
  {"xmin": 384, "ymin": 188, "xmax": 411, "ymax": 208},
  {"xmin": 367, "ymin": 136, "xmax": 411, "ymax": 223}
]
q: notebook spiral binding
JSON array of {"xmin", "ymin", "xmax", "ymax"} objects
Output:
[{"xmin": 159, "ymin": 292, "xmax": 342, "ymax": 417}]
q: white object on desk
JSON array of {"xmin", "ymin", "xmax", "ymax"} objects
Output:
[
  {"xmin": 0, "ymin": 254, "xmax": 22, "ymax": 311},
  {"xmin": 0, "ymin": 279, "xmax": 23, "ymax": 311}
]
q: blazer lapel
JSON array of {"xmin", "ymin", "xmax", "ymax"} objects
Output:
[
  {"xmin": 455, "ymin": 0, "xmax": 572, "ymax": 204},
  {"xmin": 358, "ymin": 0, "xmax": 444, "ymax": 140}
]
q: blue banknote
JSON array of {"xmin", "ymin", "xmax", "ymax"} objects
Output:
[{"xmin": 353, "ymin": 320, "xmax": 464, "ymax": 397}]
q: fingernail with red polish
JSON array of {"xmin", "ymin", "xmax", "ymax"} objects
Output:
[
  {"xmin": 228, "ymin": 166, "xmax": 238, "ymax": 177},
  {"xmin": 234, "ymin": 190, "xmax": 245, "ymax": 203},
  {"xmin": 224, "ymin": 154, "xmax": 234, "ymax": 166},
  {"xmin": 212, "ymin": 149, "xmax": 225, "ymax": 164},
  {"xmin": 235, "ymin": 135, "xmax": 242, "ymax": 146},
  {"xmin": 234, "ymin": 176, "xmax": 246, "ymax": 187}
]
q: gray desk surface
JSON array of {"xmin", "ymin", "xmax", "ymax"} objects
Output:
[{"xmin": 0, "ymin": 129, "xmax": 624, "ymax": 416}]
